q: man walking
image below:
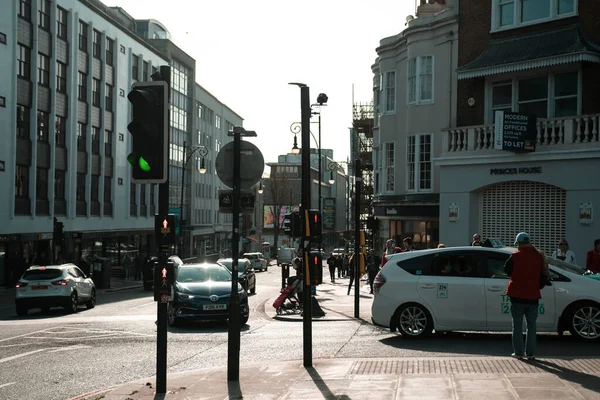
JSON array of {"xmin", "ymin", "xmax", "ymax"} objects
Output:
[
  {"xmin": 326, "ymin": 252, "xmax": 336, "ymax": 283},
  {"xmin": 504, "ymin": 232, "xmax": 547, "ymax": 360},
  {"xmin": 347, "ymin": 253, "xmax": 356, "ymax": 295}
]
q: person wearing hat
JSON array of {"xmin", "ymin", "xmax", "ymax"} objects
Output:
[{"xmin": 504, "ymin": 232, "xmax": 548, "ymax": 360}]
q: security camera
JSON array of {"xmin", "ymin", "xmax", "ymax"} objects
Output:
[{"xmin": 317, "ymin": 93, "xmax": 328, "ymax": 105}]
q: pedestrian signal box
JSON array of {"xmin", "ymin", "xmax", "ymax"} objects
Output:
[
  {"xmin": 154, "ymin": 260, "xmax": 174, "ymax": 301},
  {"xmin": 309, "ymin": 252, "xmax": 323, "ymax": 285}
]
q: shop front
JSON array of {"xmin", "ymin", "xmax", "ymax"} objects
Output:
[
  {"xmin": 373, "ymin": 203, "xmax": 440, "ymax": 251},
  {"xmin": 438, "ymin": 157, "xmax": 600, "ymax": 263}
]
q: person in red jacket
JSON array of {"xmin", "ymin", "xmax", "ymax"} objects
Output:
[
  {"xmin": 504, "ymin": 232, "xmax": 547, "ymax": 360},
  {"xmin": 585, "ymin": 239, "xmax": 600, "ymax": 273}
]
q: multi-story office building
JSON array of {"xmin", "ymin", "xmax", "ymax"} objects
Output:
[
  {"xmin": 192, "ymin": 83, "xmax": 243, "ymax": 258},
  {"xmin": 0, "ymin": 0, "xmax": 168, "ymax": 286},
  {"xmin": 371, "ymin": 0, "xmax": 458, "ymax": 249},
  {"xmin": 437, "ymin": 0, "xmax": 600, "ymax": 259}
]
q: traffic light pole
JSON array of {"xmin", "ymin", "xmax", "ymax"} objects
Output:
[
  {"xmin": 354, "ymin": 158, "xmax": 362, "ymax": 319},
  {"xmin": 156, "ymin": 65, "xmax": 171, "ymax": 395},
  {"xmin": 227, "ymin": 127, "xmax": 242, "ymax": 381}
]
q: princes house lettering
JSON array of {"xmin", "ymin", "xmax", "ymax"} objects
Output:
[{"xmin": 490, "ymin": 167, "xmax": 542, "ymax": 175}]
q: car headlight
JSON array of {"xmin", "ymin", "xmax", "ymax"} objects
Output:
[{"xmin": 176, "ymin": 292, "xmax": 193, "ymax": 299}]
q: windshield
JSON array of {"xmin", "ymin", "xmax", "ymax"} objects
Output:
[
  {"xmin": 176, "ymin": 266, "xmax": 231, "ymax": 283},
  {"xmin": 217, "ymin": 260, "xmax": 246, "ymax": 273},
  {"xmin": 23, "ymin": 269, "xmax": 63, "ymax": 280},
  {"xmin": 547, "ymin": 256, "xmax": 587, "ymax": 275}
]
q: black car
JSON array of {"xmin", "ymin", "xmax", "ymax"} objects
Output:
[
  {"xmin": 143, "ymin": 255, "xmax": 183, "ymax": 291},
  {"xmin": 168, "ymin": 263, "xmax": 249, "ymax": 327}
]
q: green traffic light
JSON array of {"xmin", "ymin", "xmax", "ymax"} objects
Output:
[{"xmin": 139, "ymin": 157, "xmax": 151, "ymax": 172}]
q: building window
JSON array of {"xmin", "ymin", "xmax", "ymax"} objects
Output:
[
  {"xmin": 78, "ymin": 72, "xmax": 87, "ymax": 102},
  {"xmin": 78, "ymin": 20, "xmax": 87, "ymax": 52},
  {"xmin": 215, "ymin": 115, "xmax": 221, "ymax": 129},
  {"xmin": 143, "ymin": 61, "xmax": 149, "ymax": 81},
  {"xmin": 36, "ymin": 168, "xmax": 48, "ymax": 200},
  {"xmin": 489, "ymin": 71, "xmax": 579, "ymax": 121},
  {"xmin": 56, "ymin": 61, "xmax": 67, "ymax": 92},
  {"xmin": 91, "ymin": 175, "xmax": 99, "ymax": 202},
  {"xmin": 16, "ymin": 105, "xmax": 30, "ymax": 138},
  {"xmin": 140, "ymin": 184, "xmax": 146, "ymax": 206},
  {"xmin": 18, "ymin": 45, "xmax": 31, "ymax": 79},
  {"xmin": 38, "ymin": 0, "xmax": 51, "ymax": 30},
  {"xmin": 76, "ymin": 173, "xmax": 86, "ymax": 201},
  {"xmin": 408, "ymin": 56, "xmax": 434, "ymax": 105},
  {"xmin": 407, "ymin": 134, "xmax": 432, "ymax": 192},
  {"xmin": 55, "ymin": 115, "xmax": 66, "ymax": 146},
  {"xmin": 104, "ymin": 177, "xmax": 111, "ymax": 203},
  {"xmin": 105, "ymin": 37, "xmax": 114, "ymax": 66},
  {"xmin": 105, "ymin": 84, "xmax": 113, "ymax": 111},
  {"xmin": 104, "ymin": 130, "xmax": 112, "ymax": 156},
  {"xmin": 37, "ymin": 111, "xmax": 49, "ymax": 141},
  {"xmin": 0, "ymin": 33, "xmax": 6, "ymax": 45},
  {"xmin": 38, "ymin": 53, "xmax": 50, "ymax": 86},
  {"xmin": 493, "ymin": 0, "xmax": 576, "ymax": 30},
  {"xmin": 91, "ymin": 126, "xmax": 100, "ymax": 154},
  {"xmin": 92, "ymin": 78, "xmax": 101, "ymax": 107},
  {"xmin": 383, "ymin": 71, "xmax": 396, "ymax": 113},
  {"xmin": 383, "ymin": 142, "xmax": 395, "ymax": 192},
  {"xmin": 197, "ymin": 103, "xmax": 203, "ymax": 119},
  {"xmin": 130, "ymin": 183, "xmax": 137, "ymax": 205},
  {"xmin": 92, "ymin": 29, "xmax": 101, "ymax": 59},
  {"xmin": 16, "ymin": 165, "xmax": 29, "ymax": 197},
  {"xmin": 132, "ymin": 55, "xmax": 139, "ymax": 81},
  {"xmin": 19, "ymin": 0, "xmax": 31, "ymax": 21},
  {"xmin": 54, "ymin": 170, "xmax": 65, "ymax": 200},
  {"xmin": 77, "ymin": 122, "xmax": 86, "ymax": 151},
  {"xmin": 57, "ymin": 7, "xmax": 68, "ymax": 39}
]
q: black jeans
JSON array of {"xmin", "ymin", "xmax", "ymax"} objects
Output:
[{"xmin": 329, "ymin": 267, "xmax": 336, "ymax": 282}]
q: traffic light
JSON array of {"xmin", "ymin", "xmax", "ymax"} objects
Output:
[
  {"xmin": 283, "ymin": 212, "xmax": 301, "ymax": 237},
  {"xmin": 154, "ymin": 260, "xmax": 174, "ymax": 301},
  {"xmin": 308, "ymin": 252, "xmax": 323, "ymax": 285},
  {"xmin": 127, "ymin": 81, "xmax": 168, "ymax": 183},
  {"xmin": 307, "ymin": 209, "xmax": 322, "ymax": 240},
  {"xmin": 283, "ymin": 214, "xmax": 292, "ymax": 235}
]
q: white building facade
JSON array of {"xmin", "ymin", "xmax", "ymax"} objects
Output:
[{"xmin": 371, "ymin": 0, "xmax": 458, "ymax": 250}]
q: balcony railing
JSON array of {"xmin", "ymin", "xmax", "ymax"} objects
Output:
[{"xmin": 442, "ymin": 114, "xmax": 600, "ymax": 154}]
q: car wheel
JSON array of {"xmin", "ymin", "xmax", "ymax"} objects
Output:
[
  {"xmin": 86, "ymin": 289, "xmax": 96, "ymax": 309},
  {"xmin": 250, "ymin": 283, "xmax": 256, "ymax": 294},
  {"xmin": 16, "ymin": 303, "xmax": 27, "ymax": 317},
  {"xmin": 566, "ymin": 302, "xmax": 600, "ymax": 341},
  {"xmin": 167, "ymin": 303, "xmax": 179, "ymax": 327},
  {"xmin": 395, "ymin": 303, "xmax": 433, "ymax": 338},
  {"xmin": 67, "ymin": 292, "xmax": 79, "ymax": 314}
]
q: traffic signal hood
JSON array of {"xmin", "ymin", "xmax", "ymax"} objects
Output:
[
  {"xmin": 308, "ymin": 252, "xmax": 323, "ymax": 285},
  {"xmin": 307, "ymin": 210, "xmax": 322, "ymax": 240},
  {"xmin": 154, "ymin": 261, "xmax": 174, "ymax": 301},
  {"xmin": 127, "ymin": 81, "xmax": 168, "ymax": 183}
]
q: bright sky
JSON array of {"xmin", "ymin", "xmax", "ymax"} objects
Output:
[{"xmin": 110, "ymin": 0, "xmax": 416, "ymax": 164}]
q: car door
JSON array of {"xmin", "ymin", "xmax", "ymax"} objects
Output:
[
  {"xmin": 484, "ymin": 252, "xmax": 556, "ymax": 330},
  {"xmin": 416, "ymin": 251, "xmax": 487, "ymax": 329}
]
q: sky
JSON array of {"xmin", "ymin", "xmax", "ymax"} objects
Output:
[{"xmin": 110, "ymin": 0, "xmax": 417, "ymax": 165}]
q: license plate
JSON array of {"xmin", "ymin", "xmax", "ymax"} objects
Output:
[
  {"xmin": 32, "ymin": 285, "xmax": 48, "ymax": 290},
  {"xmin": 203, "ymin": 304, "xmax": 227, "ymax": 311}
]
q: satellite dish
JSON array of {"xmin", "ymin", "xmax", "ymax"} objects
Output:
[{"xmin": 406, "ymin": 15, "xmax": 414, "ymax": 23}]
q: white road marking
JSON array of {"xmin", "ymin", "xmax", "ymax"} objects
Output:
[
  {"xmin": 0, "ymin": 382, "xmax": 16, "ymax": 389},
  {"xmin": 0, "ymin": 349, "xmax": 49, "ymax": 363},
  {"xmin": 129, "ymin": 302, "xmax": 155, "ymax": 310},
  {"xmin": 0, "ymin": 327, "xmax": 57, "ymax": 343}
]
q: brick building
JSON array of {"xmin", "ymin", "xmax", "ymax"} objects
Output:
[{"xmin": 437, "ymin": 0, "xmax": 600, "ymax": 260}]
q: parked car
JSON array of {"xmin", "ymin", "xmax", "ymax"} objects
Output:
[
  {"xmin": 15, "ymin": 264, "xmax": 96, "ymax": 316},
  {"xmin": 242, "ymin": 252, "xmax": 268, "ymax": 271},
  {"xmin": 143, "ymin": 255, "xmax": 183, "ymax": 291},
  {"xmin": 167, "ymin": 263, "xmax": 249, "ymax": 327},
  {"xmin": 331, "ymin": 248, "xmax": 345, "ymax": 257},
  {"xmin": 217, "ymin": 258, "xmax": 256, "ymax": 294},
  {"xmin": 277, "ymin": 248, "xmax": 297, "ymax": 267},
  {"xmin": 372, "ymin": 246, "xmax": 600, "ymax": 341}
]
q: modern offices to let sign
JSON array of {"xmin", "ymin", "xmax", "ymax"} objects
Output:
[{"xmin": 494, "ymin": 111, "xmax": 537, "ymax": 152}]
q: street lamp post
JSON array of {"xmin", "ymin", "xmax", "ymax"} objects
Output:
[{"xmin": 178, "ymin": 140, "xmax": 208, "ymax": 257}]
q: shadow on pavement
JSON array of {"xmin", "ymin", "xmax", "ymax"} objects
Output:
[
  {"xmin": 530, "ymin": 359, "xmax": 600, "ymax": 393},
  {"xmin": 306, "ymin": 366, "xmax": 338, "ymax": 399},
  {"xmin": 379, "ymin": 331, "xmax": 593, "ymax": 357}
]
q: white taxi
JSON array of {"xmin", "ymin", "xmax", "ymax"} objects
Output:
[{"xmin": 371, "ymin": 246, "xmax": 600, "ymax": 341}]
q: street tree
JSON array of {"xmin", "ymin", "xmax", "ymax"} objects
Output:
[{"xmin": 265, "ymin": 169, "xmax": 298, "ymax": 258}]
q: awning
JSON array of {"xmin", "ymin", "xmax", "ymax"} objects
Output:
[{"xmin": 457, "ymin": 24, "xmax": 600, "ymax": 80}]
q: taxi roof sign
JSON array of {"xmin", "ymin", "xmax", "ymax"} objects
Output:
[{"xmin": 482, "ymin": 238, "xmax": 504, "ymax": 248}]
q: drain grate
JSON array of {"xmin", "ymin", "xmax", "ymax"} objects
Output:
[{"xmin": 351, "ymin": 358, "xmax": 600, "ymax": 375}]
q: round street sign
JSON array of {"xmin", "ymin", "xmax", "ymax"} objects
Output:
[{"xmin": 216, "ymin": 141, "xmax": 265, "ymax": 189}]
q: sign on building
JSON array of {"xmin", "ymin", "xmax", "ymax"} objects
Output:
[
  {"xmin": 323, "ymin": 198, "xmax": 336, "ymax": 231},
  {"xmin": 494, "ymin": 111, "xmax": 537, "ymax": 152}
]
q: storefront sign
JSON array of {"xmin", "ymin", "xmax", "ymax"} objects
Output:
[
  {"xmin": 323, "ymin": 198, "xmax": 336, "ymax": 231},
  {"xmin": 448, "ymin": 203, "xmax": 459, "ymax": 222},
  {"xmin": 0, "ymin": 234, "xmax": 19, "ymax": 242},
  {"xmin": 580, "ymin": 202, "xmax": 593, "ymax": 225},
  {"xmin": 490, "ymin": 167, "xmax": 542, "ymax": 175},
  {"xmin": 386, "ymin": 208, "xmax": 398, "ymax": 215},
  {"xmin": 494, "ymin": 111, "xmax": 537, "ymax": 152}
]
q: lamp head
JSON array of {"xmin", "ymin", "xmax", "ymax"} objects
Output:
[
  {"xmin": 317, "ymin": 93, "xmax": 328, "ymax": 105},
  {"xmin": 199, "ymin": 158, "xmax": 207, "ymax": 174}
]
